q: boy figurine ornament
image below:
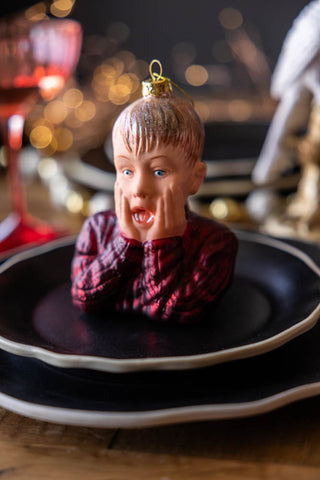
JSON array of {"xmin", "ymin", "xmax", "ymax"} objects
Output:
[{"xmin": 71, "ymin": 60, "xmax": 238, "ymax": 323}]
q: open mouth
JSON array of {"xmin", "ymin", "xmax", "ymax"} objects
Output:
[{"xmin": 131, "ymin": 208, "xmax": 154, "ymax": 225}]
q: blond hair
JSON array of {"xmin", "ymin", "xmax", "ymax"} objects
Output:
[{"xmin": 112, "ymin": 95, "xmax": 204, "ymax": 164}]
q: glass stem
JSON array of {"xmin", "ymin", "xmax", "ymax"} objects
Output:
[{"xmin": 6, "ymin": 114, "xmax": 27, "ymax": 220}]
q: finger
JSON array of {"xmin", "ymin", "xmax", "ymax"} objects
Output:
[
  {"xmin": 165, "ymin": 187, "xmax": 175, "ymax": 230},
  {"xmin": 114, "ymin": 182, "xmax": 121, "ymax": 218},
  {"xmin": 174, "ymin": 185, "xmax": 186, "ymax": 219},
  {"xmin": 122, "ymin": 194, "xmax": 132, "ymax": 225},
  {"xmin": 115, "ymin": 185, "xmax": 129, "ymax": 224},
  {"xmin": 114, "ymin": 181, "xmax": 119, "ymax": 200},
  {"xmin": 167, "ymin": 185, "xmax": 185, "ymax": 227},
  {"xmin": 152, "ymin": 194, "xmax": 163, "ymax": 230},
  {"xmin": 169, "ymin": 185, "xmax": 187, "ymax": 235},
  {"xmin": 145, "ymin": 195, "xmax": 164, "ymax": 241}
]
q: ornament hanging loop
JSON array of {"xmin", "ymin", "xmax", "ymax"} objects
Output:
[{"xmin": 149, "ymin": 59, "xmax": 163, "ymax": 81}]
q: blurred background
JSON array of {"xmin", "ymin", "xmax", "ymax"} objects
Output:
[{"xmin": 0, "ymin": 0, "xmax": 311, "ymax": 236}]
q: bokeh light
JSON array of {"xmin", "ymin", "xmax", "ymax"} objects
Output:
[
  {"xmin": 39, "ymin": 75, "xmax": 65, "ymax": 101},
  {"xmin": 37, "ymin": 157, "xmax": 59, "ymax": 181},
  {"xmin": 66, "ymin": 190, "xmax": 84, "ymax": 214},
  {"xmin": 210, "ymin": 198, "xmax": 245, "ymax": 223},
  {"xmin": 228, "ymin": 99, "xmax": 252, "ymax": 121},
  {"xmin": 210, "ymin": 199, "xmax": 229, "ymax": 219},
  {"xmin": 117, "ymin": 51, "xmax": 136, "ymax": 69},
  {"xmin": 50, "ymin": 0, "xmax": 75, "ymax": 18},
  {"xmin": 25, "ymin": 2, "xmax": 47, "ymax": 21},
  {"xmin": 194, "ymin": 101, "xmax": 210, "ymax": 122},
  {"xmin": 75, "ymin": 100, "xmax": 97, "ymax": 122},
  {"xmin": 65, "ymin": 112, "xmax": 84, "ymax": 128},
  {"xmin": 108, "ymin": 83, "xmax": 131, "ymax": 105},
  {"xmin": 54, "ymin": 127, "xmax": 73, "ymax": 151},
  {"xmin": 63, "ymin": 88, "xmax": 84, "ymax": 109},
  {"xmin": 30, "ymin": 125, "xmax": 53, "ymax": 149},
  {"xmin": 219, "ymin": 8, "xmax": 243, "ymax": 30},
  {"xmin": 44, "ymin": 136, "xmax": 59, "ymax": 156},
  {"xmin": 108, "ymin": 58, "xmax": 125, "ymax": 76},
  {"xmin": 185, "ymin": 65, "xmax": 208, "ymax": 86},
  {"xmin": 44, "ymin": 100, "xmax": 68, "ymax": 124}
]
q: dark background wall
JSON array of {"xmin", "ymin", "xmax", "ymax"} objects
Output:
[{"xmin": 71, "ymin": 0, "xmax": 309, "ymax": 87}]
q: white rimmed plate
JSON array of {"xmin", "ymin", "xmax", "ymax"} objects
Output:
[
  {"xmin": 2, "ymin": 314, "xmax": 320, "ymax": 428},
  {"xmin": 0, "ymin": 231, "xmax": 319, "ymax": 372}
]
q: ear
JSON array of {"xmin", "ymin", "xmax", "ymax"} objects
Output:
[{"xmin": 190, "ymin": 160, "xmax": 207, "ymax": 195}]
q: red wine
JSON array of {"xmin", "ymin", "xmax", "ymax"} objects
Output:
[{"xmin": 0, "ymin": 86, "xmax": 38, "ymax": 120}]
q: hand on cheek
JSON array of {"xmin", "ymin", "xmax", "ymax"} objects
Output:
[
  {"xmin": 114, "ymin": 182, "xmax": 140, "ymax": 241},
  {"xmin": 145, "ymin": 185, "xmax": 187, "ymax": 241}
]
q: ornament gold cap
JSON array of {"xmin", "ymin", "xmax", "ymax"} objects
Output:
[
  {"xmin": 142, "ymin": 59, "xmax": 173, "ymax": 97},
  {"xmin": 141, "ymin": 59, "xmax": 194, "ymax": 105}
]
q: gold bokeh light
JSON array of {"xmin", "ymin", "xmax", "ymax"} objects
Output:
[
  {"xmin": 66, "ymin": 190, "xmax": 84, "ymax": 214},
  {"xmin": 228, "ymin": 99, "xmax": 252, "ymax": 121},
  {"xmin": 54, "ymin": 127, "xmax": 73, "ymax": 151},
  {"xmin": 50, "ymin": 0, "xmax": 75, "ymax": 17},
  {"xmin": 185, "ymin": 65, "xmax": 208, "ymax": 87},
  {"xmin": 219, "ymin": 8, "xmax": 243, "ymax": 30},
  {"xmin": 75, "ymin": 101, "xmax": 97, "ymax": 122},
  {"xmin": 63, "ymin": 88, "xmax": 84, "ymax": 109},
  {"xmin": 194, "ymin": 101, "xmax": 210, "ymax": 122},
  {"xmin": 44, "ymin": 100, "xmax": 68, "ymax": 124},
  {"xmin": 93, "ymin": 64, "xmax": 118, "ymax": 87},
  {"xmin": 25, "ymin": 2, "xmax": 47, "ymax": 21},
  {"xmin": 210, "ymin": 199, "xmax": 229, "ymax": 219},
  {"xmin": 30, "ymin": 125, "xmax": 53, "ymax": 149},
  {"xmin": 108, "ymin": 84, "xmax": 131, "ymax": 105}
]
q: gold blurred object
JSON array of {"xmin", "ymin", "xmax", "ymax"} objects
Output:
[
  {"xmin": 25, "ymin": 2, "xmax": 48, "ymax": 21},
  {"xmin": 298, "ymin": 105, "xmax": 320, "ymax": 165},
  {"xmin": 209, "ymin": 198, "xmax": 250, "ymax": 224},
  {"xmin": 50, "ymin": 0, "xmax": 76, "ymax": 18},
  {"xmin": 263, "ymin": 104, "xmax": 320, "ymax": 241},
  {"xmin": 286, "ymin": 105, "xmax": 320, "ymax": 236},
  {"xmin": 142, "ymin": 59, "xmax": 173, "ymax": 97}
]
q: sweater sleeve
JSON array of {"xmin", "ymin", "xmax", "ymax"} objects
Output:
[
  {"xmin": 141, "ymin": 225, "xmax": 238, "ymax": 323},
  {"xmin": 71, "ymin": 213, "xmax": 143, "ymax": 313}
]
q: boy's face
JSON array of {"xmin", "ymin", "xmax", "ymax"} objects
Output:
[{"xmin": 113, "ymin": 129, "xmax": 206, "ymax": 228}]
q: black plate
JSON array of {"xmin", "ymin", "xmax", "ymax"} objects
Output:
[
  {"xmin": 2, "ymin": 313, "xmax": 320, "ymax": 427},
  {"xmin": 0, "ymin": 231, "xmax": 319, "ymax": 372},
  {"xmin": 0, "ymin": 235, "xmax": 320, "ymax": 427}
]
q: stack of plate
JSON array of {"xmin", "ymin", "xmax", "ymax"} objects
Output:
[
  {"xmin": 0, "ymin": 230, "xmax": 319, "ymax": 428},
  {"xmin": 199, "ymin": 122, "xmax": 299, "ymax": 199}
]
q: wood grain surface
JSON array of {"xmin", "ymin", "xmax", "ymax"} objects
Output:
[{"xmin": 2, "ymin": 399, "xmax": 320, "ymax": 479}]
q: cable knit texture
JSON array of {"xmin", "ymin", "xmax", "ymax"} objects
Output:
[{"xmin": 71, "ymin": 209, "xmax": 238, "ymax": 323}]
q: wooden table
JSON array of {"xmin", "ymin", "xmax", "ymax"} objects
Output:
[
  {"xmin": 1, "ymin": 175, "xmax": 320, "ymax": 479},
  {"xmin": 2, "ymin": 399, "xmax": 320, "ymax": 480}
]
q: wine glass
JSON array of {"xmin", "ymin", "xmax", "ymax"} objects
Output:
[{"xmin": 0, "ymin": 17, "xmax": 82, "ymax": 256}]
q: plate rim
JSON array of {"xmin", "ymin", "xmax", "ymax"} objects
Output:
[
  {"xmin": 1, "ymin": 381, "xmax": 320, "ymax": 428},
  {"xmin": 0, "ymin": 231, "xmax": 319, "ymax": 373}
]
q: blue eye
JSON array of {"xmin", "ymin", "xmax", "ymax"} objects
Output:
[
  {"xmin": 123, "ymin": 169, "xmax": 132, "ymax": 176},
  {"xmin": 154, "ymin": 169, "xmax": 165, "ymax": 177}
]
